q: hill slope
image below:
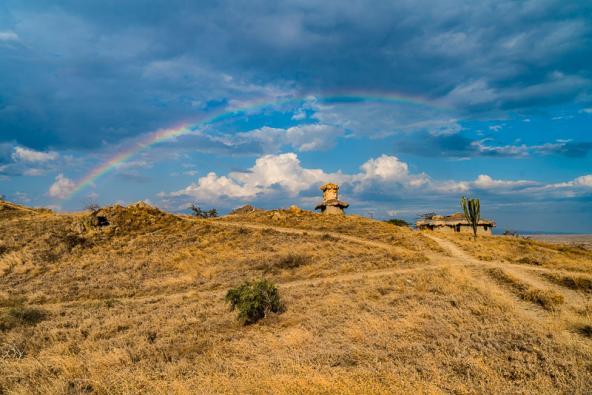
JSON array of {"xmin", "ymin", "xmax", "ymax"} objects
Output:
[{"xmin": 1, "ymin": 202, "xmax": 592, "ymax": 393}]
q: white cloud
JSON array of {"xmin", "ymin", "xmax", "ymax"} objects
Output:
[
  {"xmin": 12, "ymin": 146, "xmax": 59, "ymax": 162},
  {"xmin": 168, "ymin": 153, "xmax": 429, "ymax": 203},
  {"xmin": 358, "ymin": 155, "xmax": 409, "ymax": 182},
  {"xmin": 48, "ymin": 174, "xmax": 76, "ymax": 199},
  {"xmin": 169, "ymin": 153, "xmax": 335, "ymax": 202},
  {"xmin": 235, "ymin": 124, "xmax": 344, "ymax": 152},
  {"xmin": 291, "ymin": 109, "xmax": 307, "ymax": 120},
  {"xmin": 0, "ymin": 31, "xmax": 18, "ymax": 41},
  {"xmin": 550, "ymin": 174, "xmax": 592, "ymax": 189},
  {"xmin": 471, "ymin": 140, "xmax": 529, "ymax": 157},
  {"xmin": 473, "ymin": 174, "xmax": 537, "ymax": 190},
  {"xmin": 165, "ymin": 153, "xmax": 592, "ymax": 209},
  {"xmin": 573, "ymin": 175, "xmax": 592, "ymax": 187}
]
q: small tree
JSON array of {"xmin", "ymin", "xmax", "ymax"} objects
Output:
[
  {"xmin": 461, "ymin": 196, "xmax": 480, "ymax": 239},
  {"xmin": 190, "ymin": 203, "xmax": 218, "ymax": 218},
  {"xmin": 225, "ymin": 279, "xmax": 284, "ymax": 325},
  {"xmin": 85, "ymin": 203, "xmax": 101, "ymax": 212},
  {"xmin": 0, "ymin": 194, "xmax": 5, "ymax": 201}
]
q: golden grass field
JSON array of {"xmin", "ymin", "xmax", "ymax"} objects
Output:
[{"xmin": 1, "ymin": 201, "xmax": 592, "ymax": 394}]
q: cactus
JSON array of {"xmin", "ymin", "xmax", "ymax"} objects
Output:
[{"xmin": 461, "ymin": 196, "xmax": 480, "ymax": 239}]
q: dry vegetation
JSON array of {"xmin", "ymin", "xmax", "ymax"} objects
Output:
[
  {"xmin": 436, "ymin": 231, "xmax": 592, "ymax": 273},
  {"xmin": 1, "ymin": 201, "xmax": 592, "ymax": 393}
]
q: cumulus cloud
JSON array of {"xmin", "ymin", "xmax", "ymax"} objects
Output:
[
  {"xmin": 169, "ymin": 153, "xmax": 334, "ymax": 202},
  {"xmin": 168, "ymin": 153, "xmax": 436, "ymax": 204},
  {"xmin": 165, "ymin": 152, "xmax": 592, "ymax": 212},
  {"xmin": 48, "ymin": 174, "xmax": 76, "ymax": 199}
]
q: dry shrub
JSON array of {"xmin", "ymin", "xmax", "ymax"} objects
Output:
[
  {"xmin": 577, "ymin": 324, "xmax": 592, "ymax": 338},
  {"xmin": 225, "ymin": 279, "xmax": 284, "ymax": 325},
  {"xmin": 0, "ymin": 296, "xmax": 47, "ymax": 331},
  {"xmin": 514, "ymin": 255, "xmax": 544, "ymax": 266},
  {"xmin": 543, "ymin": 272, "xmax": 592, "ymax": 293},
  {"xmin": 260, "ymin": 254, "xmax": 311, "ymax": 273}
]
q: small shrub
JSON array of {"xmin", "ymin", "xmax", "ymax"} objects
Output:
[
  {"xmin": 85, "ymin": 203, "xmax": 101, "ymax": 212},
  {"xmin": 273, "ymin": 254, "xmax": 310, "ymax": 270},
  {"xmin": 190, "ymin": 203, "xmax": 218, "ymax": 218},
  {"xmin": 0, "ymin": 298, "xmax": 48, "ymax": 331},
  {"xmin": 225, "ymin": 279, "xmax": 284, "ymax": 325},
  {"xmin": 321, "ymin": 233, "xmax": 336, "ymax": 241},
  {"xmin": 385, "ymin": 219, "xmax": 410, "ymax": 227},
  {"xmin": 577, "ymin": 324, "xmax": 592, "ymax": 338}
]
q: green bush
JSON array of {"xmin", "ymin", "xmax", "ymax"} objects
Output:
[
  {"xmin": 385, "ymin": 219, "xmax": 410, "ymax": 227},
  {"xmin": 225, "ymin": 279, "xmax": 284, "ymax": 325}
]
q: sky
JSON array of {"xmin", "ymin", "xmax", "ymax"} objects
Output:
[{"xmin": 0, "ymin": 0, "xmax": 591, "ymax": 233}]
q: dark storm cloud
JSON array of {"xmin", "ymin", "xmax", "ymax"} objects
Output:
[{"xmin": 1, "ymin": 0, "xmax": 591, "ymax": 149}]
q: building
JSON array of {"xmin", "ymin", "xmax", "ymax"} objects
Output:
[
  {"xmin": 416, "ymin": 212, "xmax": 496, "ymax": 235},
  {"xmin": 315, "ymin": 183, "xmax": 349, "ymax": 215}
]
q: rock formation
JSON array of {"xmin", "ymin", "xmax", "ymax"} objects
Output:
[{"xmin": 315, "ymin": 183, "xmax": 349, "ymax": 215}]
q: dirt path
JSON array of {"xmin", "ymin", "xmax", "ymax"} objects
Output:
[
  {"xmin": 205, "ymin": 219, "xmax": 413, "ymax": 256},
  {"xmin": 423, "ymin": 232, "xmax": 592, "ymax": 336}
]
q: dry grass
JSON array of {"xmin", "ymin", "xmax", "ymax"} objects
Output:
[
  {"xmin": 436, "ymin": 231, "xmax": 592, "ymax": 273},
  {"xmin": 221, "ymin": 208, "xmax": 445, "ymax": 253},
  {"xmin": 542, "ymin": 272, "xmax": 592, "ymax": 293},
  {"xmin": 1, "ymin": 201, "xmax": 592, "ymax": 393},
  {"xmin": 487, "ymin": 268, "xmax": 564, "ymax": 310}
]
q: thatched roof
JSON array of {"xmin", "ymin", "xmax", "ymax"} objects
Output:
[{"xmin": 416, "ymin": 212, "xmax": 495, "ymax": 227}]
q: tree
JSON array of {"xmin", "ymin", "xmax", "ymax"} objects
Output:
[
  {"xmin": 190, "ymin": 203, "xmax": 218, "ymax": 218},
  {"xmin": 461, "ymin": 196, "xmax": 480, "ymax": 239},
  {"xmin": 85, "ymin": 203, "xmax": 101, "ymax": 212},
  {"xmin": 0, "ymin": 194, "xmax": 5, "ymax": 201}
]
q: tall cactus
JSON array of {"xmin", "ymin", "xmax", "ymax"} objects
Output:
[{"xmin": 461, "ymin": 196, "xmax": 480, "ymax": 239}]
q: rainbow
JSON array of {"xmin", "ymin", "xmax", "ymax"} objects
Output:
[{"xmin": 65, "ymin": 92, "xmax": 447, "ymax": 199}]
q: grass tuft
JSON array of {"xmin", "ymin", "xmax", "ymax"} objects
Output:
[
  {"xmin": 542, "ymin": 272, "xmax": 592, "ymax": 293},
  {"xmin": 488, "ymin": 268, "xmax": 564, "ymax": 310}
]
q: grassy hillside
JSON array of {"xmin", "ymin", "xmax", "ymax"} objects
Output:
[{"xmin": 1, "ymin": 202, "xmax": 591, "ymax": 393}]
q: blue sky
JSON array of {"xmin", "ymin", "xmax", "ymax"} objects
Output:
[{"xmin": 0, "ymin": 0, "xmax": 591, "ymax": 232}]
